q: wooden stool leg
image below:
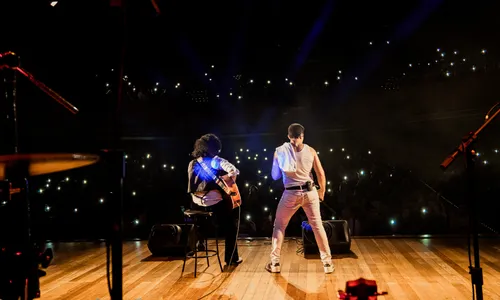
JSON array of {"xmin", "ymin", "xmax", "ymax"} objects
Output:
[
  {"xmin": 194, "ymin": 217, "xmax": 198, "ymax": 278},
  {"xmin": 204, "ymin": 217, "xmax": 210, "ymax": 266},
  {"xmin": 182, "ymin": 221, "xmax": 189, "ymax": 274},
  {"xmin": 205, "ymin": 238, "xmax": 210, "ymax": 266},
  {"xmin": 194, "ymin": 244, "xmax": 198, "ymax": 278},
  {"xmin": 214, "ymin": 222, "xmax": 223, "ymax": 272}
]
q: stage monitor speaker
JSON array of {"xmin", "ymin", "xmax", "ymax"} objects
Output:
[
  {"xmin": 302, "ymin": 220, "xmax": 351, "ymax": 254},
  {"xmin": 147, "ymin": 224, "xmax": 196, "ymax": 256}
]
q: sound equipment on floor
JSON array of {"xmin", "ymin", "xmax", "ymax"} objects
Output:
[
  {"xmin": 147, "ymin": 224, "xmax": 197, "ymax": 256},
  {"xmin": 301, "ymin": 220, "xmax": 351, "ymax": 254}
]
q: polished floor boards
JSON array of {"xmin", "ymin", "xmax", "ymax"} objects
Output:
[{"xmin": 38, "ymin": 237, "xmax": 500, "ymax": 300}]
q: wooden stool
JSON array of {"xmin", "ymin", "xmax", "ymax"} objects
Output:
[{"xmin": 181, "ymin": 210, "xmax": 223, "ymax": 277}]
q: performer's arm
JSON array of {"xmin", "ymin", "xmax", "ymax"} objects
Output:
[
  {"xmin": 271, "ymin": 151, "xmax": 282, "ymax": 180},
  {"xmin": 311, "ymin": 147, "xmax": 326, "ymax": 200},
  {"xmin": 211, "ymin": 156, "xmax": 240, "ymax": 178}
]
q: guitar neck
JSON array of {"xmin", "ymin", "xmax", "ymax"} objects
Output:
[{"xmin": 216, "ymin": 177, "xmax": 230, "ymax": 193}]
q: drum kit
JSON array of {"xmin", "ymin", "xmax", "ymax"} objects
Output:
[{"xmin": 0, "ymin": 51, "xmax": 122, "ymax": 299}]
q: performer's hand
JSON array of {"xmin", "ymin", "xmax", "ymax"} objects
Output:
[
  {"xmin": 227, "ymin": 171, "xmax": 238, "ymax": 180},
  {"xmin": 317, "ymin": 188, "xmax": 325, "ymax": 201}
]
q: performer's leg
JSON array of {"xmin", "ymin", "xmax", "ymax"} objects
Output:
[
  {"xmin": 302, "ymin": 189, "xmax": 334, "ymax": 273},
  {"xmin": 269, "ymin": 191, "xmax": 300, "ymax": 268},
  {"xmin": 212, "ymin": 198, "xmax": 240, "ymax": 264}
]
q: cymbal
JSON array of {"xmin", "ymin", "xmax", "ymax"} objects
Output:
[{"xmin": 0, "ymin": 153, "xmax": 100, "ymax": 180}]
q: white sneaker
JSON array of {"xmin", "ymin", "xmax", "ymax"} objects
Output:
[
  {"xmin": 265, "ymin": 262, "xmax": 281, "ymax": 273},
  {"xmin": 324, "ymin": 263, "xmax": 334, "ymax": 274}
]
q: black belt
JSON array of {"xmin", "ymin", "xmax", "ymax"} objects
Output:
[{"xmin": 285, "ymin": 185, "xmax": 307, "ymax": 190}]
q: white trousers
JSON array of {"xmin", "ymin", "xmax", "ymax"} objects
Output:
[{"xmin": 271, "ymin": 189, "xmax": 332, "ymax": 264}]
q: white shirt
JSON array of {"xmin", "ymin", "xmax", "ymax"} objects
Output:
[{"xmin": 282, "ymin": 144, "xmax": 314, "ymax": 187}]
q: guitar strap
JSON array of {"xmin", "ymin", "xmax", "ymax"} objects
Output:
[{"xmin": 196, "ymin": 157, "xmax": 230, "ymax": 195}]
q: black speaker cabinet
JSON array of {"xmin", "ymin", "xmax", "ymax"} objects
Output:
[
  {"xmin": 302, "ymin": 220, "xmax": 351, "ymax": 254},
  {"xmin": 147, "ymin": 224, "xmax": 196, "ymax": 256}
]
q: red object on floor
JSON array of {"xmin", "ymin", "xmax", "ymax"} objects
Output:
[{"xmin": 338, "ymin": 278, "xmax": 387, "ymax": 300}]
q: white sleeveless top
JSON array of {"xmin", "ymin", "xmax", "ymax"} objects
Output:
[{"xmin": 282, "ymin": 144, "xmax": 314, "ymax": 188}]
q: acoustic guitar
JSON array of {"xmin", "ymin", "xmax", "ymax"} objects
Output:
[
  {"xmin": 218, "ymin": 175, "xmax": 242, "ymax": 209},
  {"xmin": 196, "ymin": 157, "xmax": 242, "ymax": 209}
]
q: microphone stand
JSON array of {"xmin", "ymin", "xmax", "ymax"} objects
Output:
[
  {"xmin": 0, "ymin": 52, "xmax": 79, "ymax": 115},
  {"xmin": 0, "ymin": 52, "xmax": 78, "ymax": 299},
  {"xmin": 440, "ymin": 102, "xmax": 500, "ymax": 300}
]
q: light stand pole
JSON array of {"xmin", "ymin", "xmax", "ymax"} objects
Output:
[{"xmin": 440, "ymin": 102, "xmax": 500, "ymax": 300}]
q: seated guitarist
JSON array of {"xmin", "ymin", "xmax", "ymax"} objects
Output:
[{"xmin": 187, "ymin": 133, "xmax": 242, "ymax": 266}]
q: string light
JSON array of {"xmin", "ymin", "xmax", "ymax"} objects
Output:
[
  {"xmin": 29, "ymin": 144, "xmax": 498, "ymax": 236},
  {"xmin": 94, "ymin": 46, "xmax": 492, "ymax": 103}
]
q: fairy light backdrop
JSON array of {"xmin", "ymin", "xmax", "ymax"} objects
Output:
[{"xmin": 13, "ymin": 143, "xmax": 499, "ymax": 241}]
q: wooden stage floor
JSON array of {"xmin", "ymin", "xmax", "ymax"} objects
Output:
[{"xmin": 38, "ymin": 237, "xmax": 500, "ymax": 300}]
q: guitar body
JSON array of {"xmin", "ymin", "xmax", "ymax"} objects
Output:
[{"xmin": 221, "ymin": 175, "xmax": 242, "ymax": 209}]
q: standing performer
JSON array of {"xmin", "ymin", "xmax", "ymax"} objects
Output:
[
  {"xmin": 187, "ymin": 133, "xmax": 243, "ymax": 266},
  {"xmin": 266, "ymin": 123, "xmax": 334, "ymax": 273}
]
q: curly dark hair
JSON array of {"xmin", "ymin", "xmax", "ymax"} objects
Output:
[{"xmin": 191, "ymin": 133, "xmax": 222, "ymax": 158}]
